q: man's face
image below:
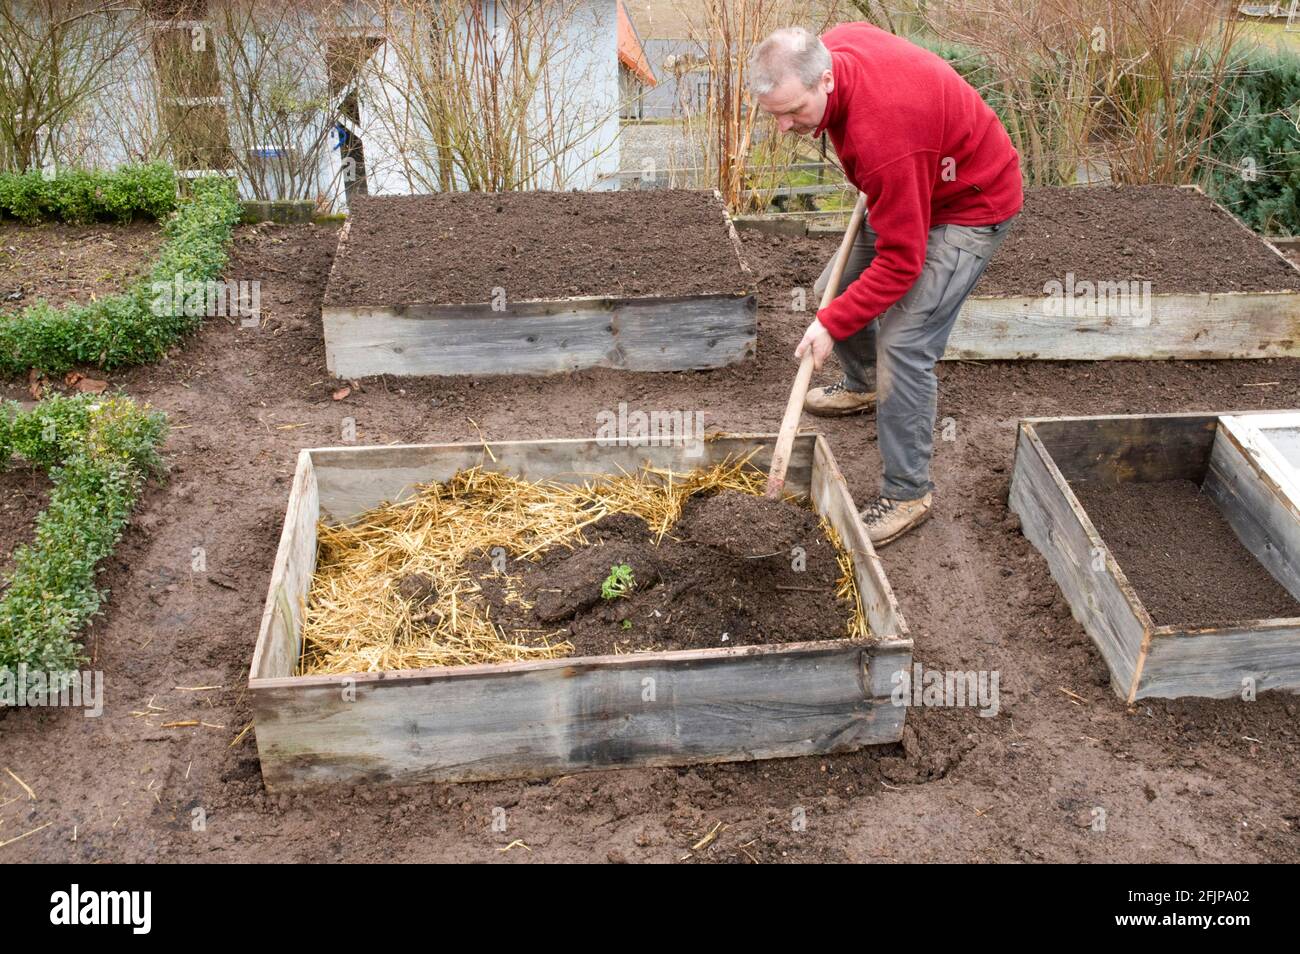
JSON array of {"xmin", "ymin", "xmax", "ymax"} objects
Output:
[{"xmin": 756, "ymin": 70, "xmax": 833, "ymax": 137}]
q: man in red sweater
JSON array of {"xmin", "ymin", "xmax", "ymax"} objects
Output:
[{"xmin": 750, "ymin": 23, "xmax": 1023, "ymax": 546}]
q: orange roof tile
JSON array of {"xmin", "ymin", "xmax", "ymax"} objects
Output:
[{"xmin": 617, "ymin": 0, "xmax": 657, "ymax": 86}]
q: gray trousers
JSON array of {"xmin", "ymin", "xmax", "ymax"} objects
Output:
[{"xmin": 813, "ymin": 216, "xmax": 1015, "ymax": 501}]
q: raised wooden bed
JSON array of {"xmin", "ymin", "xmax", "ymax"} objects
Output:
[
  {"xmin": 321, "ymin": 190, "xmax": 757, "ymax": 378},
  {"xmin": 1009, "ymin": 412, "xmax": 1300, "ymax": 701},
  {"xmin": 249, "ymin": 433, "xmax": 912, "ymax": 790},
  {"xmin": 944, "ymin": 186, "xmax": 1300, "ymax": 360}
]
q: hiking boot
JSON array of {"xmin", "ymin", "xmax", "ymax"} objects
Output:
[
  {"xmin": 804, "ymin": 377, "xmax": 877, "ymax": 417},
  {"xmin": 859, "ymin": 492, "xmax": 933, "ymax": 547}
]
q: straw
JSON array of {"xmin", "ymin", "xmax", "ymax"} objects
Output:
[
  {"xmin": 823, "ymin": 519, "xmax": 871, "ymax": 641},
  {"xmin": 299, "ymin": 455, "xmax": 869, "ymax": 675}
]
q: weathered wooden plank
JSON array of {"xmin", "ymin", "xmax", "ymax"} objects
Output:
[
  {"xmin": 942, "ymin": 291, "xmax": 1300, "ymax": 361},
  {"xmin": 322, "ymin": 293, "xmax": 757, "ymax": 378},
  {"xmin": 250, "ymin": 450, "xmax": 318, "ymax": 681},
  {"xmin": 1009, "ymin": 423, "xmax": 1150, "ymax": 699},
  {"xmin": 809, "ymin": 433, "xmax": 907, "ymax": 641},
  {"xmin": 862, "ymin": 636, "xmax": 912, "ymax": 740},
  {"xmin": 311, "ymin": 434, "xmax": 815, "ymax": 524},
  {"xmin": 1204, "ymin": 424, "xmax": 1300, "ymax": 602},
  {"xmin": 251, "ymin": 641, "xmax": 896, "ymax": 790},
  {"xmin": 1222, "ymin": 412, "xmax": 1300, "ymax": 495},
  {"xmin": 1137, "ymin": 621, "xmax": 1300, "ymax": 699},
  {"xmin": 322, "ymin": 216, "xmax": 351, "ymax": 296},
  {"xmin": 1026, "ymin": 413, "xmax": 1218, "ymax": 486},
  {"xmin": 729, "ymin": 214, "xmax": 810, "ymax": 237},
  {"xmin": 1254, "ymin": 423, "xmax": 1300, "ymax": 477}
]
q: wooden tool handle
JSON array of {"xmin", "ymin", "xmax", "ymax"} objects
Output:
[{"xmin": 765, "ymin": 192, "xmax": 868, "ymax": 499}]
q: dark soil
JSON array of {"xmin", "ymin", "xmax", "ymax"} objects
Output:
[
  {"xmin": 323, "ymin": 190, "xmax": 752, "ymax": 307},
  {"xmin": 0, "ymin": 467, "xmax": 50, "ymax": 579},
  {"xmin": 3, "ymin": 222, "xmax": 1300, "ymax": 863},
  {"xmin": 682, "ymin": 489, "xmax": 810, "ymax": 558},
  {"xmin": 1071, "ymin": 478, "xmax": 1300, "ymax": 626},
  {"xmin": 0, "ymin": 222, "xmax": 163, "ymax": 309},
  {"xmin": 472, "ymin": 498, "xmax": 850, "ymax": 657},
  {"xmin": 977, "ymin": 185, "xmax": 1300, "ymax": 296}
]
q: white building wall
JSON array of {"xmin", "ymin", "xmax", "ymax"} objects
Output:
[
  {"xmin": 49, "ymin": 1, "xmax": 621, "ymax": 209},
  {"xmin": 351, "ymin": 0, "xmax": 621, "ymax": 200}
]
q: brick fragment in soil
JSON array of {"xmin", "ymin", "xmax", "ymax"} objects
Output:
[
  {"xmin": 472, "ymin": 498, "xmax": 853, "ymax": 657},
  {"xmin": 1071, "ymin": 478, "xmax": 1300, "ymax": 626}
]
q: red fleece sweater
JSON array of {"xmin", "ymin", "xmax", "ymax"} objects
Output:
[{"xmin": 813, "ymin": 23, "xmax": 1023, "ymax": 339}]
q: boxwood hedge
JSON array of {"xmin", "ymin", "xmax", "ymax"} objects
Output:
[
  {"xmin": 0, "ymin": 170, "xmax": 242, "ymax": 376},
  {"xmin": 0, "ymin": 394, "xmax": 167, "ymax": 679}
]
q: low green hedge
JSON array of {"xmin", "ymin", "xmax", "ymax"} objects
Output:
[
  {"xmin": 0, "ymin": 394, "xmax": 167, "ymax": 678},
  {"xmin": 0, "ymin": 162, "xmax": 179, "ymax": 225},
  {"xmin": 0, "ymin": 175, "xmax": 242, "ymax": 376}
]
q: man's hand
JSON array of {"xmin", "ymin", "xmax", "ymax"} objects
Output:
[{"xmin": 794, "ymin": 317, "xmax": 834, "ymax": 370}]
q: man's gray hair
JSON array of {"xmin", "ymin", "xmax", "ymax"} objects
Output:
[{"xmin": 748, "ymin": 27, "xmax": 832, "ymax": 96}]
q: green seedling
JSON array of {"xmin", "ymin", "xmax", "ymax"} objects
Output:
[
  {"xmin": 601, "ymin": 563, "xmax": 635, "ymax": 601},
  {"xmin": 621, "ymin": 619, "xmax": 633, "ymax": 630}
]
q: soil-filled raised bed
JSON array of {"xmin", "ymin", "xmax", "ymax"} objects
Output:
[
  {"xmin": 1009, "ymin": 412, "xmax": 1300, "ymax": 701},
  {"xmin": 249, "ymin": 433, "xmax": 911, "ymax": 790},
  {"xmin": 321, "ymin": 190, "xmax": 757, "ymax": 377},
  {"xmin": 302, "ymin": 482, "xmax": 861, "ymax": 674},
  {"xmin": 941, "ymin": 185, "xmax": 1300, "ymax": 360},
  {"xmin": 980, "ymin": 185, "xmax": 1300, "ymax": 297},
  {"xmin": 1071, "ymin": 479, "xmax": 1300, "ymax": 627}
]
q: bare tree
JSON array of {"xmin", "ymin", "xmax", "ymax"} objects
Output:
[
  {"xmin": 674, "ymin": 0, "xmax": 847, "ymax": 212},
  {"xmin": 926, "ymin": 0, "xmax": 1246, "ymax": 186},
  {"xmin": 0, "ymin": 0, "xmax": 145, "ymax": 173},
  {"xmin": 207, "ymin": 0, "xmax": 344, "ymax": 200},
  {"xmin": 365, "ymin": 0, "xmax": 619, "ymax": 192}
]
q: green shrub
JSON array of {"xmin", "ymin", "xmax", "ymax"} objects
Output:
[
  {"xmin": 0, "ymin": 162, "xmax": 178, "ymax": 225},
  {"xmin": 0, "ymin": 176, "xmax": 241, "ymax": 376},
  {"xmin": 1199, "ymin": 47, "xmax": 1300, "ymax": 235},
  {"xmin": 0, "ymin": 393, "xmax": 167, "ymax": 678},
  {"xmin": 0, "ymin": 171, "xmax": 53, "ymax": 225},
  {"xmin": 101, "ymin": 162, "xmax": 179, "ymax": 223}
]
